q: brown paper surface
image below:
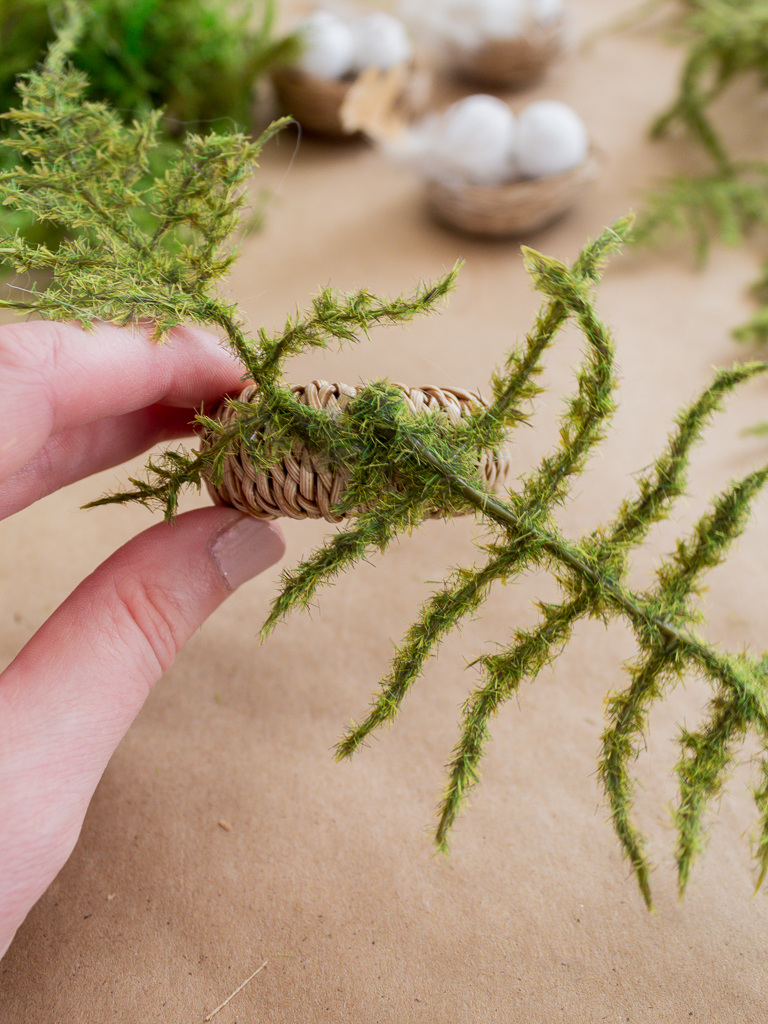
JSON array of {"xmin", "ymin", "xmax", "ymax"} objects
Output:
[{"xmin": 2, "ymin": 3, "xmax": 768, "ymax": 1021}]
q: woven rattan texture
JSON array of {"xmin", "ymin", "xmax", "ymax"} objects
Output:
[
  {"xmin": 448, "ymin": 19, "xmax": 564, "ymax": 87},
  {"xmin": 425, "ymin": 152, "xmax": 599, "ymax": 237},
  {"xmin": 272, "ymin": 64, "xmax": 428, "ymax": 138},
  {"xmin": 272, "ymin": 67, "xmax": 353, "ymax": 136},
  {"xmin": 203, "ymin": 380, "xmax": 511, "ymax": 522}
]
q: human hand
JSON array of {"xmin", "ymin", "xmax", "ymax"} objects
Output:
[{"xmin": 0, "ymin": 320, "xmax": 285, "ymax": 958}]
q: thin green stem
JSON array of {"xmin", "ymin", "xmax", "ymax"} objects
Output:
[{"xmin": 407, "ymin": 436, "xmax": 762, "ymax": 693}]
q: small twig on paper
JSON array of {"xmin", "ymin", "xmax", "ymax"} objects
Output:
[{"xmin": 202, "ymin": 960, "xmax": 268, "ymax": 1022}]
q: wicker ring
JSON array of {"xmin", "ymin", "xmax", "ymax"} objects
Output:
[
  {"xmin": 271, "ymin": 66, "xmax": 354, "ymax": 136},
  {"xmin": 425, "ymin": 150, "xmax": 600, "ymax": 237},
  {"xmin": 202, "ymin": 380, "xmax": 511, "ymax": 522},
  {"xmin": 272, "ymin": 61, "xmax": 430, "ymax": 138},
  {"xmin": 447, "ymin": 18, "xmax": 565, "ymax": 88}
]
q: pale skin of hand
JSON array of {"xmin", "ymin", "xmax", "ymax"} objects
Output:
[{"xmin": 0, "ymin": 320, "xmax": 286, "ymax": 959}]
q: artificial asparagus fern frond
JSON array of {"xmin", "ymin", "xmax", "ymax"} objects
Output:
[
  {"xmin": 319, "ymin": 231, "xmax": 768, "ymax": 910},
  {"xmin": 624, "ymin": 0, "xmax": 768, "ymax": 340},
  {"xmin": 0, "ymin": 1, "xmax": 299, "ymax": 262},
  {"xmin": 632, "ymin": 168, "xmax": 768, "ymax": 265},
  {"xmin": 0, "ymin": 0, "xmax": 297, "ymax": 132},
  {"xmin": 648, "ymin": 0, "xmax": 768, "ymax": 175},
  {"xmin": 0, "ymin": 22, "xmax": 291, "ymax": 341},
  {"xmin": 735, "ymin": 260, "xmax": 768, "ymax": 345},
  {"xmin": 3, "ymin": 46, "xmax": 768, "ymax": 909}
]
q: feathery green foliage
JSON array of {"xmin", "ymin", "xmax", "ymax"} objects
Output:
[
  {"xmin": 627, "ymin": 0, "xmax": 768, "ymax": 342},
  {"xmin": 0, "ymin": 19, "xmax": 291, "ymax": 337},
  {"xmin": 649, "ymin": 0, "xmax": 768, "ymax": 174},
  {"xmin": 736, "ymin": 260, "xmax": 768, "ymax": 344},
  {"xmin": 3, "ymin": 41, "xmax": 768, "ymax": 910},
  {"xmin": 0, "ymin": 0, "xmax": 299, "ymax": 261},
  {"xmin": 0, "ymin": 0, "xmax": 297, "ymax": 131},
  {"xmin": 633, "ymin": 169, "xmax": 768, "ymax": 265}
]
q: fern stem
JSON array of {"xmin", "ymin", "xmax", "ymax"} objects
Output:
[
  {"xmin": 336, "ymin": 548, "xmax": 524, "ymax": 759},
  {"xmin": 409, "ymin": 436, "xmax": 768, "ymax": 708},
  {"xmin": 435, "ymin": 593, "xmax": 588, "ymax": 850}
]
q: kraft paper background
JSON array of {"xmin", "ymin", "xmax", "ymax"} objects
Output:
[{"xmin": 2, "ymin": 2, "xmax": 768, "ymax": 1020}]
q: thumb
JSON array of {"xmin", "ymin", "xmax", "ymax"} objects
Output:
[{"xmin": 0, "ymin": 507, "xmax": 284, "ymax": 953}]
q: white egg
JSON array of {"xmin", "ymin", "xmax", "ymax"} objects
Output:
[
  {"xmin": 516, "ymin": 100, "xmax": 587, "ymax": 178},
  {"xmin": 399, "ymin": 0, "xmax": 485, "ymax": 48},
  {"xmin": 528, "ymin": 0, "xmax": 563, "ymax": 23},
  {"xmin": 478, "ymin": 0, "xmax": 527, "ymax": 39},
  {"xmin": 426, "ymin": 94, "xmax": 518, "ymax": 185},
  {"xmin": 400, "ymin": 0, "xmax": 562, "ymax": 44},
  {"xmin": 294, "ymin": 12, "xmax": 355, "ymax": 80},
  {"xmin": 350, "ymin": 12, "xmax": 413, "ymax": 71}
]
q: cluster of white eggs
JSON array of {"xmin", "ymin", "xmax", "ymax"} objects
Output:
[
  {"xmin": 402, "ymin": 94, "xmax": 587, "ymax": 186},
  {"xmin": 399, "ymin": 0, "xmax": 563, "ymax": 51},
  {"xmin": 293, "ymin": 10, "xmax": 414, "ymax": 80}
]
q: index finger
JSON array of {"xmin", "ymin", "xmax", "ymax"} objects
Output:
[{"xmin": 0, "ymin": 320, "xmax": 247, "ymax": 483}]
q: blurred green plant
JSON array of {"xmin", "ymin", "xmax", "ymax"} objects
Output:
[
  {"xmin": 0, "ymin": 0, "xmax": 298, "ymax": 259},
  {"xmin": 0, "ymin": 0, "xmax": 297, "ymax": 130},
  {"xmin": 626, "ymin": 0, "xmax": 768, "ymax": 345}
]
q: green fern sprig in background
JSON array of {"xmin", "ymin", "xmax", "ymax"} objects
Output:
[
  {"xmin": 626, "ymin": 0, "xmax": 768, "ymax": 343},
  {"xmin": 0, "ymin": 0, "xmax": 297, "ymax": 132},
  {"xmin": 0, "ymin": 0, "xmax": 299, "ymax": 262}
]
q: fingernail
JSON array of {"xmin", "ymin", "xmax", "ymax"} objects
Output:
[{"xmin": 210, "ymin": 515, "xmax": 285, "ymax": 591}]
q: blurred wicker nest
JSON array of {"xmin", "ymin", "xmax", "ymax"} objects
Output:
[
  {"xmin": 271, "ymin": 65, "xmax": 353, "ymax": 136},
  {"xmin": 202, "ymin": 380, "xmax": 510, "ymax": 522},
  {"xmin": 272, "ymin": 60, "xmax": 430, "ymax": 137},
  {"xmin": 424, "ymin": 149, "xmax": 600, "ymax": 238},
  {"xmin": 446, "ymin": 17, "xmax": 565, "ymax": 88}
]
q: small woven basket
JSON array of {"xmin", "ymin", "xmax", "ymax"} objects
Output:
[
  {"xmin": 271, "ymin": 66, "xmax": 354, "ymax": 136},
  {"xmin": 425, "ymin": 151, "xmax": 599, "ymax": 238},
  {"xmin": 272, "ymin": 62, "xmax": 429, "ymax": 138},
  {"xmin": 447, "ymin": 18, "xmax": 565, "ymax": 88},
  {"xmin": 202, "ymin": 380, "xmax": 511, "ymax": 522}
]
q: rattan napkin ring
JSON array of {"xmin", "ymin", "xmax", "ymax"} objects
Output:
[
  {"xmin": 447, "ymin": 18, "xmax": 565, "ymax": 87},
  {"xmin": 202, "ymin": 380, "xmax": 511, "ymax": 522},
  {"xmin": 425, "ymin": 150, "xmax": 600, "ymax": 238}
]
